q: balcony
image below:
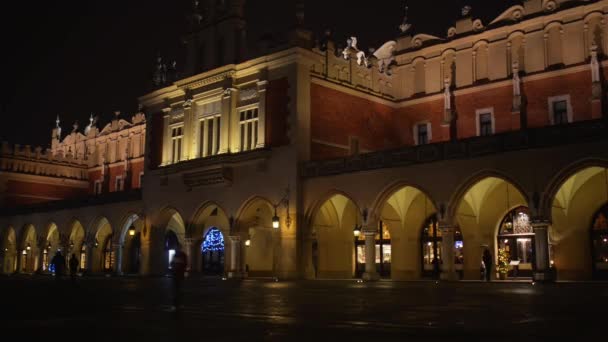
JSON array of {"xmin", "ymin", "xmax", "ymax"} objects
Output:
[{"xmin": 301, "ymin": 119, "xmax": 608, "ymax": 178}]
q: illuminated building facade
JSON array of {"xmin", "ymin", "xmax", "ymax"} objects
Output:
[{"xmin": 2, "ymin": 0, "xmax": 608, "ymax": 281}]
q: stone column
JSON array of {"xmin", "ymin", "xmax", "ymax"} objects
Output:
[
  {"xmin": 228, "ymin": 236, "xmax": 242, "ymax": 278},
  {"xmin": 161, "ymin": 108, "xmax": 171, "ymax": 165},
  {"xmin": 182, "ymin": 237, "xmax": 193, "ymax": 273},
  {"xmin": 362, "ymin": 230, "xmax": 379, "ymax": 281},
  {"xmin": 219, "ymin": 89, "xmax": 233, "ymax": 154},
  {"xmin": 255, "ymin": 80, "xmax": 268, "ymax": 148},
  {"xmin": 532, "ymin": 219, "xmax": 552, "ymax": 282},
  {"xmin": 440, "ymin": 224, "xmax": 457, "ymax": 281}
]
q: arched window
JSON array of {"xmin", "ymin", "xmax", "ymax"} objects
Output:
[
  {"xmin": 354, "ymin": 221, "xmax": 391, "ymax": 278},
  {"xmin": 591, "ymin": 203, "xmax": 608, "ymax": 279},
  {"xmin": 421, "ymin": 215, "xmax": 464, "ymax": 278},
  {"xmin": 474, "ymin": 44, "xmax": 489, "ymax": 82},
  {"xmin": 201, "ymin": 227, "xmax": 225, "ymax": 275},
  {"xmin": 546, "ymin": 25, "xmax": 563, "ymax": 67},
  {"xmin": 497, "ymin": 206, "xmax": 535, "ymax": 278}
]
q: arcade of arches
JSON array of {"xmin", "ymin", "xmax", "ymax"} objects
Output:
[{"xmin": 2, "ymin": 166, "xmax": 608, "ymax": 281}]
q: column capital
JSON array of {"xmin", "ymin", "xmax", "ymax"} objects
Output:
[
  {"xmin": 229, "ymin": 235, "xmax": 241, "ymax": 242},
  {"xmin": 531, "ymin": 218, "xmax": 550, "ymax": 229}
]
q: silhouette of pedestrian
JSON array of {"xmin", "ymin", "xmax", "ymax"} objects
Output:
[
  {"xmin": 69, "ymin": 254, "xmax": 79, "ymax": 283},
  {"xmin": 482, "ymin": 248, "xmax": 493, "ymax": 282},
  {"xmin": 51, "ymin": 251, "xmax": 66, "ymax": 281},
  {"xmin": 170, "ymin": 248, "xmax": 188, "ymax": 310}
]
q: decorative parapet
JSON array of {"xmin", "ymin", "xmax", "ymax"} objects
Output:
[
  {"xmin": 301, "ymin": 118, "xmax": 608, "ymax": 178},
  {"xmin": 0, "ymin": 142, "xmax": 88, "ymax": 180}
]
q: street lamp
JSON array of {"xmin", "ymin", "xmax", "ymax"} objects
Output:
[
  {"xmin": 353, "ymin": 225, "xmax": 361, "ymax": 237},
  {"xmin": 245, "ymin": 239, "xmax": 251, "ymax": 247},
  {"xmin": 271, "ymin": 186, "xmax": 291, "ymax": 230},
  {"xmin": 128, "ymin": 223, "xmax": 136, "ymax": 236},
  {"xmin": 272, "ymin": 208, "xmax": 280, "ymax": 229},
  {"xmin": 26, "ymin": 243, "xmax": 31, "ymax": 251}
]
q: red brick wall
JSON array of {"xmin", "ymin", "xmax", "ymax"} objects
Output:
[
  {"xmin": 266, "ymin": 78, "xmax": 290, "ymax": 147},
  {"xmin": 394, "ymin": 99, "xmax": 447, "ymax": 144},
  {"xmin": 311, "ymin": 142, "xmax": 348, "ymax": 160},
  {"xmin": 130, "ymin": 160, "xmax": 144, "ymax": 189},
  {"xmin": 88, "ymin": 170, "xmax": 102, "ymax": 194},
  {"xmin": 523, "ymin": 69, "xmax": 593, "ymax": 127},
  {"xmin": 4, "ymin": 180, "xmax": 87, "ymax": 206},
  {"xmin": 311, "ymin": 83, "xmax": 401, "ymax": 160},
  {"xmin": 108, "ymin": 165, "xmax": 125, "ymax": 192},
  {"xmin": 454, "ymin": 84, "xmax": 515, "ymax": 139}
]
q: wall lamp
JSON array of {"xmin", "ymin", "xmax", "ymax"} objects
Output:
[
  {"xmin": 272, "ymin": 186, "xmax": 291, "ymax": 229},
  {"xmin": 353, "ymin": 208, "xmax": 368, "ymax": 237}
]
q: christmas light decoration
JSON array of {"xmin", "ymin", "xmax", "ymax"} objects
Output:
[{"xmin": 202, "ymin": 227, "xmax": 225, "ymax": 252}]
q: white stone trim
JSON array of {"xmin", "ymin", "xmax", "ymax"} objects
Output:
[
  {"xmin": 475, "ymin": 107, "xmax": 495, "ymax": 136},
  {"xmin": 115, "ymin": 175, "xmax": 123, "ymax": 192},
  {"xmin": 413, "ymin": 121, "xmax": 432, "ymax": 145},
  {"xmin": 94, "ymin": 179, "xmax": 102, "ymax": 195},
  {"xmin": 547, "ymin": 94, "xmax": 573, "ymax": 124}
]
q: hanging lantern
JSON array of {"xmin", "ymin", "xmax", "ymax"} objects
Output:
[
  {"xmin": 272, "ymin": 208, "xmax": 280, "ymax": 229},
  {"xmin": 128, "ymin": 224, "xmax": 136, "ymax": 236},
  {"xmin": 353, "ymin": 225, "xmax": 361, "ymax": 237}
]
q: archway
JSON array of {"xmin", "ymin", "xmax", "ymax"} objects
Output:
[
  {"xmin": 378, "ymin": 185, "xmax": 439, "ymax": 280},
  {"xmin": 41, "ymin": 223, "xmax": 61, "ymax": 273},
  {"xmin": 201, "ymin": 227, "xmax": 225, "ymax": 275},
  {"xmin": 1, "ymin": 227, "xmax": 17, "ymax": 274},
  {"xmin": 18, "ymin": 224, "xmax": 37, "ymax": 273},
  {"xmin": 419, "ymin": 214, "xmax": 464, "ymax": 279},
  {"xmin": 310, "ymin": 194, "xmax": 360, "ymax": 279},
  {"xmin": 496, "ymin": 206, "xmax": 535, "ymax": 278},
  {"xmin": 118, "ymin": 214, "xmax": 143, "ymax": 274},
  {"xmin": 190, "ymin": 203, "xmax": 230, "ymax": 274},
  {"xmin": 455, "ymin": 176, "xmax": 528, "ymax": 280},
  {"xmin": 551, "ymin": 166, "xmax": 608, "ymax": 280},
  {"xmin": 91, "ymin": 217, "xmax": 113, "ymax": 273},
  {"xmin": 237, "ymin": 197, "xmax": 276, "ymax": 277},
  {"xmin": 161, "ymin": 210, "xmax": 186, "ymax": 273},
  {"xmin": 67, "ymin": 221, "xmax": 85, "ymax": 273}
]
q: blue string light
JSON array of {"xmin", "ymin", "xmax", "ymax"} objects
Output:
[{"xmin": 202, "ymin": 227, "xmax": 224, "ymax": 252}]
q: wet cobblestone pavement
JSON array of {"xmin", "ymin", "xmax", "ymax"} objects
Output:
[{"xmin": 1, "ymin": 276, "xmax": 606, "ymax": 341}]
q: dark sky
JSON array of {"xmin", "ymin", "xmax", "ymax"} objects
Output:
[{"xmin": 0, "ymin": 0, "xmax": 519, "ymax": 148}]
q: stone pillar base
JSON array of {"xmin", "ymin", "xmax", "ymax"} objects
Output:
[
  {"xmin": 533, "ymin": 271, "xmax": 554, "ymax": 283},
  {"xmin": 440, "ymin": 271, "xmax": 458, "ymax": 281},
  {"xmin": 228, "ymin": 271, "xmax": 244, "ymax": 279},
  {"xmin": 362, "ymin": 272, "xmax": 380, "ymax": 281}
]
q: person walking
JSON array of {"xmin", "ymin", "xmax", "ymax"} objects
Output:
[
  {"xmin": 69, "ymin": 254, "xmax": 79, "ymax": 283},
  {"xmin": 482, "ymin": 248, "xmax": 493, "ymax": 282},
  {"xmin": 170, "ymin": 248, "xmax": 188, "ymax": 310},
  {"xmin": 51, "ymin": 251, "xmax": 66, "ymax": 281}
]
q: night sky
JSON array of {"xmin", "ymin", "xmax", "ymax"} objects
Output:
[{"xmin": 0, "ymin": 0, "xmax": 519, "ymax": 148}]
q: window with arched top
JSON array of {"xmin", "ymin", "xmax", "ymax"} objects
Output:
[
  {"xmin": 474, "ymin": 44, "xmax": 489, "ymax": 82},
  {"xmin": 102, "ymin": 235, "xmax": 114, "ymax": 272},
  {"xmin": 586, "ymin": 16, "xmax": 604, "ymax": 56},
  {"xmin": 546, "ymin": 25, "xmax": 563, "ymax": 67},
  {"xmin": 497, "ymin": 206, "xmax": 535, "ymax": 278}
]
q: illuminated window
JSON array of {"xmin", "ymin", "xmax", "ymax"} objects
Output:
[
  {"xmin": 171, "ymin": 126, "xmax": 183, "ymax": 163},
  {"xmin": 199, "ymin": 116, "xmax": 221, "ymax": 157},
  {"xmin": 497, "ymin": 206, "xmax": 535, "ymax": 278},
  {"xmin": 80, "ymin": 245, "xmax": 87, "ymax": 270},
  {"xmin": 103, "ymin": 236, "xmax": 114, "ymax": 272},
  {"xmin": 354, "ymin": 221, "xmax": 391, "ymax": 277},
  {"xmin": 591, "ymin": 203, "xmax": 608, "ymax": 278},
  {"xmin": 476, "ymin": 108, "xmax": 494, "ymax": 137},
  {"xmin": 420, "ymin": 215, "xmax": 464, "ymax": 278},
  {"xmin": 239, "ymin": 107, "xmax": 259, "ymax": 152}
]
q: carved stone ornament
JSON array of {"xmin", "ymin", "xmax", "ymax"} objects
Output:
[
  {"xmin": 543, "ymin": 0, "xmax": 557, "ymax": 12},
  {"xmin": 238, "ymin": 88, "xmax": 259, "ymax": 102},
  {"xmin": 472, "ymin": 19, "xmax": 484, "ymax": 32},
  {"xmin": 511, "ymin": 9, "xmax": 523, "ymax": 21},
  {"xmin": 447, "ymin": 27, "xmax": 457, "ymax": 38}
]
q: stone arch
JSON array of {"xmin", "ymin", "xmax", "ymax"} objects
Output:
[
  {"xmin": 189, "ymin": 202, "xmax": 231, "ymax": 273},
  {"xmin": 116, "ymin": 213, "xmax": 143, "ymax": 275},
  {"xmin": 473, "ymin": 40, "xmax": 489, "ymax": 82},
  {"xmin": 375, "ymin": 183, "xmax": 438, "ymax": 280},
  {"xmin": 309, "ymin": 191, "xmax": 361, "ymax": 279},
  {"xmin": 40, "ymin": 222, "xmax": 61, "ymax": 273},
  {"xmin": 18, "ymin": 224, "xmax": 37, "ymax": 273},
  {"xmin": 547, "ymin": 160, "xmax": 608, "ymax": 280},
  {"xmin": 451, "ymin": 173, "xmax": 529, "ymax": 280},
  {"xmin": 508, "ymin": 30, "xmax": 526, "ymax": 73},
  {"xmin": 152, "ymin": 207, "xmax": 187, "ymax": 274},
  {"xmin": 90, "ymin": 216, "xmax": 113, "ymax": 273},
  {"xmin": 1, "ymin": 226, "xmax": 17, "ymax": 274},
  {"xmin": 67, "ymin": 219, "xmax": 86, "ymax": 273},
  {"xmin": 235, "ymin": 196, "xmax": 276, "ymax": 277}
]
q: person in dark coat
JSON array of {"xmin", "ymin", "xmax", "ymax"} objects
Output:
[
  {"xmin": 170, "ymin": 249, "xmax": 188, "ymax": 310},
  {"xmin": 482, "ymin": 248, "xmax": 493, "ymax": 282},
  {"xmin": 69, "ymin": 254, "xmax": 79, "ymax": 282},
  {"xmin": 51, "ymin": 251, "xmax": 66, "ymax": 280}
]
